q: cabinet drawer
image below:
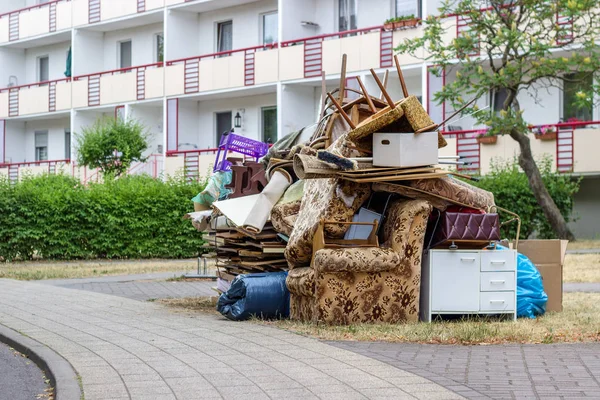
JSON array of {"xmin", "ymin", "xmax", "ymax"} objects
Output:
[
  {"xmin": 431, "ymin": 251, "xmax": 480, "ymax": 312},
  {"xmin": 480, "ymin": 291, "xmax": 515, "ymax": 311},
  {"xmin": 481, "ymin": 251, "xmax": 516, "ymax": 272},
  {"xmin": 480, "ymin": 272, "xmax": 515, "ymax": 292}
]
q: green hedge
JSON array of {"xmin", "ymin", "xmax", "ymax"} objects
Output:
[
  {"xmin": 0, "ymin": 174, "xmax": 205, "ymax": 261},
  {"xmin": 470, "ymin": 157, "xmax": 580, "ymax": 240}
]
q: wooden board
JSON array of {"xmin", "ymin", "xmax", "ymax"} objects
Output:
[
  {"xmin": 337, "ymin": 167, "xmax": 438, "ymax": 178},
  {"xmin": 341, "ymin": 171, "xmax": 449, "ymax": 183}
]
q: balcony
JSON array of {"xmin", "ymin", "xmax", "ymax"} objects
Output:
[
  {"xmin": 72, "ymin": 0, "xmax": 164, "ymax": 27},
  {"xmin": 0, "ymin": 78, "xmax": 71, "ymax": 118},
  {"xmin": 72, "ymin": 62, "xmax": 164, "ymax": 108},
  {"xmin": 440, "ymin": 121, "xmax": 600, "ymax": 175},
  {"xmin": 0, "ymin": 1, "xmax": 72, "ymax": 45}
]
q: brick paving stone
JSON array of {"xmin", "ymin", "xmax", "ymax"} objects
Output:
[
  {"xmin": 329, "ymin": 341, "xmax": 600, "ymax": 400},
  {"xmin": 0, "ymin": 279, "xmax": 459, "ymax": 400},
  {"xmin": 39, "ymin": 272, "xmax": 215, "ymax": 301}
]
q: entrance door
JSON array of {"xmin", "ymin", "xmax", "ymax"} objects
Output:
[
  {"xmin": 215, "ymin": 111, "xmax": 232, "ymax": 146},
  {"xmin": 261, "ymin": 106, "xmax": 277, "ymax": 144}
]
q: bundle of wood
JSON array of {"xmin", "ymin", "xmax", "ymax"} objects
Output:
[{"xmin": 202, "ymin": 223, "xmax": 287, "ymax": 284}]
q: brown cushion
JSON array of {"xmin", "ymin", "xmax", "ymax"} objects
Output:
[{"xmin": 313, "ymin": 247, "xmax": 400, "ymax": 274}]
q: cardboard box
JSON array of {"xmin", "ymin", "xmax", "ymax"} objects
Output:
[
  {"xmin": 373, "ymin": 131, "xmax": 438, "ymax": 168},
  {"xmin": 515, "ymin": 240, "xmax": 568, "ymax": 312}
]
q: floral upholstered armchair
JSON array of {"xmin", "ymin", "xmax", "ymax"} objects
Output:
[{"xmin": 286, "ymin": 199, "xmax": 432, "ymax": 324}]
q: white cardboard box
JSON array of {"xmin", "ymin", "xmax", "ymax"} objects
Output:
[{"xmin": 373, "ymin": 131, "xmax": 438, "ymax": 168}]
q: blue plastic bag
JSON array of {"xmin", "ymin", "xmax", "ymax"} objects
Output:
[
  {"xmin": 496, "ymin": 244, "xmax": 547, "ymax": 318},
  {"xmin": 217, "ymin": 271, "xmax": 289, "ymax": 321}
]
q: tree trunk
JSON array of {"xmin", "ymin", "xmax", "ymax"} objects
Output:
[{"xmin": 509, "ymin": 129, "xmax": 575, "ymax": 241}]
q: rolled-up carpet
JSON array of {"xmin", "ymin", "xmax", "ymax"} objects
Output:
[{"xmin": 242, "ymin": 168, "xmax": 292, "ymax": 233}]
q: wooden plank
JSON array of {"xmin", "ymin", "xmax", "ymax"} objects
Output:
[
  {"xmin": 337, "ymin": 167, "xmax": 438, "ymax": 178},
  {"xmin": 341, "ymin": 171, "xmax": 448, "ymax": 183}
]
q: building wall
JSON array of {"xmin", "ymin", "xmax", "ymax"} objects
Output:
[
  {"xmin": 73, "ymin": 30, "xmax": 104, "ymax": 76},
  {"xmin": 197, "ymin": 0, "xmax": 277, "ymax": 55},
  {"xmin": 23, "ymin": 118, "xmax": 70, "ymax": 162},
  {"xmin": 103, "ymin": 23, "xmax": 163, "ymax": 71},
  {"xmin": 0, "ymin": 0, "xmax": 26, "ymax": 15},
  {"xmin": 4, "ymin": 120, "xmax": 25, "ymax": 163},
  {"xmin": 166, "ymin": 10, "xmax": 200, "ymax": 60},
  {"xmin": 0, "ymin": 48, "xmax": 26, "ymax": 89},
  {"xmin": 569, "ymin": 176, "xmax": 600, "ymax": 239},
  {"xmin": 128, "ymin": 104, "xmax": 164, "ymax": 155},
  {"xmin": 196, "ymin": 92, "xmax": 277, "ymax": 147},
  {"xmin": 175, "ymin": 99, "xmax": 200, "ymax": 150},
  {"xmin": 24, "ymin": 42, "xmax": 71, "ymax": 84},
  {"xmin": 281, "ymin": 0, "xmax": 316, "ymax": 42},
  {"xmin": 281, "ymin": 84, "xmax": 317, "ymax": 136}
]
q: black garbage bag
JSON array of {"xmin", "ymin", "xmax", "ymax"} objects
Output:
[{"xmin": 217, "ymin": 271, "xmax": 289, "ymax": 321}]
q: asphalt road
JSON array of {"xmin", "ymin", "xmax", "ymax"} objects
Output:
[{"xmin": 0, "ymin": 341, "xmax": 49, "ymax": 400}]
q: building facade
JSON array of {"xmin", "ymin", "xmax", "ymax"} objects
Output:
[{"xmin": 0, "ymin": 0, "xmax": 597, "ymax": 238}]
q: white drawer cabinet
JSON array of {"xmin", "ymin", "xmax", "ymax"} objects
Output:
[{"xmin": 420, "ymin": 249, "xmax": 517, "ymax": 322}]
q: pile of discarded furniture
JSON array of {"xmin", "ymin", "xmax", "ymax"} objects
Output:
[{"xmin": 187, "ymin": 55, "xmax": 558, "ymax": 323}]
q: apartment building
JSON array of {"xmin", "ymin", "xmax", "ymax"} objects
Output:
[{"xmin": 0, "ymin": 0, "xmax": 597, "ymax": 237}]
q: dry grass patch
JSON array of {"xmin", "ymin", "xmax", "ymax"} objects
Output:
[
  {"xmin": 158, "ymin": 296, "xmax": 218, "ymax": 313},
  {"xmin": 158, "ymin": 293, "xmax": 600, "ymax": 344},
  {"xmin": 261, "ymin": 293, "xmax": 600, "ymax": 344},
  {"xmin": 568, "ymin": 240, "xmax": 600, "ymax": 250},
  {"xmin": 0, "ymin": 259, "xmax": 199, "ymax": 281},
  {"xmin": 564, "ymin": 254, "xmax": 600, "ymax": 283}
]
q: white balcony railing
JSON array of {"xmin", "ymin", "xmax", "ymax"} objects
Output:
[
  {"xmin": 0, "ymin": 78, "xmax": 71, "ymax": 118},
  {"xmin": 72, "ymin": 62, "xmax": 163, "ymax": 108}
]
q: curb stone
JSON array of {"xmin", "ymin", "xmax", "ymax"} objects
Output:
[{"xmin": 0, "ymin": 324, "xmax": 81, "ymax": 400}]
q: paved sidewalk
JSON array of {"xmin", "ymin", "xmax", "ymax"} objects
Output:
[
  {"xmin": 331, "ymin": 341, "xmax": 600, "ymax": 400},
  {"xmin": 40, "ymin": 272, "xmax": 216, "ymax": 301},
  {"xmin": 564, "ymin": 283, "xmax": 600, "ymax": 293},
  {"xmin": 0, "ymin": 279, "xmax": 461, "ymax": 400},
  {"xmin": 567, "ymin": 249, "xmax": 600, "ymax": 254}
]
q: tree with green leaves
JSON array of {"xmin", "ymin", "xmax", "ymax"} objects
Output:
[
  {"xmin": 397, "ymin": 0, "xmax": 600, "ymax": 240},
  {"xmin": 76, "ymin": 117, "xmax": 150, "ymax": 178}
]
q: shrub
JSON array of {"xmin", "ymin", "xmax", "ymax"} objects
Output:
[
  {"xmin": 76, "ymin": 117, "xmax": 150, "ymax": 177},
  {"xmin": 0, "ymin": 174, "xmax": 205, "ymax": 261},
  {"xmin": 470, "ymin": 157, "xmax": 580, "ymax": 239}
]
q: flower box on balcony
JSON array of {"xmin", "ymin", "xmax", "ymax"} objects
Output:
[
  {"xmin": 404, "ymin": 18, "xmax": 421, "ymax": 28},
  {"xmin": 477, "ymin": 135, "xmax": 498, "ymax": 145},
  {"xmin": 535, "ymin": 131, "xmax": 557, "ymax": 141},
  {"xmin": 384, "ymin": 22, "xmax": 395, "ymax": 31},
  {"xmin": 393, "ymin": 20, "xmax": 406, "ymax": 29}
]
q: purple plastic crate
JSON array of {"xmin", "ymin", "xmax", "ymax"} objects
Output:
[{"xmin": 213, "ymin": 131, "xmax": 269, "ymax": 172}]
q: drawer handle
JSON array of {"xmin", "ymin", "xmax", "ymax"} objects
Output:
[
  {"xmin": 460, "ymin": 257, "xmax": 476, "ymax": 262},
  {"xmin": 489, "ymin": 300, "xmax": 505, "ymax": 304},
  {"xmin": 490, "ymin": 260, "xmax": 506, "ymax": 265},
  {"xmin": 490, "ymin": 280, "xmax": 506, "ymax": 284}
]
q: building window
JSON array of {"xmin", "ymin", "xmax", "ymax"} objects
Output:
[
  {"xmin": 155, "ymin": 33, "xmax": 164, "ymax": 63},
  {"xmin": 38, "ymin": 56, "xmax": 49, "ymax": 83},
  {"xmin": 119, "ymin": 40, "xmax": 132, "ymax": 69},
  {"xmin": 261, "ymin": 106, "xmax": 277, "ymax": 144},
  {"xmin": 261, "ymin": 12, "xmax": 278, "ymax": 45},
  {"xmin": 35, "ymin": 131, "xmax": 48, "ymax": 162},
  {"xmin": 563, "ymin": 72, "xmax": 593, "ymax": 121},
  {"xmin": 396, "ymin": 0, "xmax": 421, "ymax": 18},
  {"xmin": 338, "ymin": 0, "xmax": 357, "ymax": 32},
  {"xmin": 64, "ymin": 130, "xmax": 71, "ymax": 160},
  {"xmin": 215, "ymin": 111, "xmax": 232, "ymax": 147},
  {"xmin": 490, "ymin": 88, "xmax": 509, "ymax": 113},
  {"xmin": 217, "ymin": 21, "xmax": 233, "ymax": 54}
]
